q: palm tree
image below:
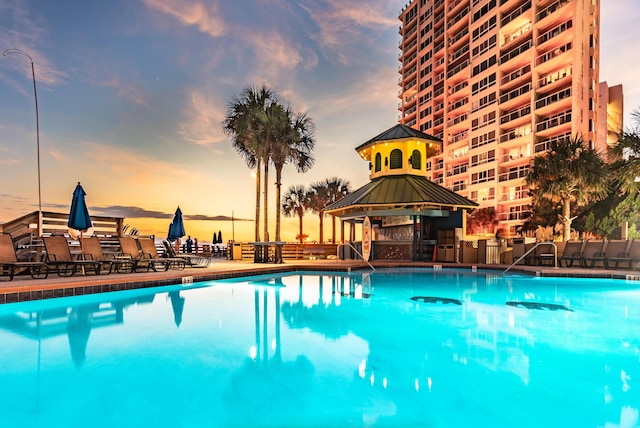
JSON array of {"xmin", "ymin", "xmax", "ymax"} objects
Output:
[
  {"xmin": 609, "ymin": 108, "xmax": 640, "ymax": 194},
  {"xmin": 308, "ymin": 181, "xmax": 331, "ymax": 243},
  {"xmin": 222, "ymin": 84, "xmax": 277, "ymax": 244},
  {"xmin": 323, "ymin": 177, "xmax": 351, "ymax": 243},
  {"xmin": 526, "ymin": 134, "xmax": 609, "ymax": 240},
  {"xmin": 270, "ymin": 105, "xmax": 315, "ymax": 260},
  {"xmin": 283, "ymin": 185, "xmax": 309, "ymax": 243}
]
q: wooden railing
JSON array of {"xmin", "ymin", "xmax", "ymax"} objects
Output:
[{"xmin": 1, "ymin": 211, "xmax": 125, "ymax": 247}]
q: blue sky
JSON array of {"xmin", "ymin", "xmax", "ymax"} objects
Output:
[{"xmin": 1, "ymin": 0, "xmax": 639, "ymax": 243}]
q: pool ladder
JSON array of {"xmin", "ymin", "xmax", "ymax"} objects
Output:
[
  {"xmin": 345, "ymin": 242, "xmax": 375, "ymax": 271},
  {"xmin": 503, "ymin": 241, "xmax": 558, "ymax": 274}
]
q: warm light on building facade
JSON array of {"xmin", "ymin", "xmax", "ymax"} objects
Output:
[{"xmin": 397, "ymin": 0, "xmax": 611, "ymax": 234}]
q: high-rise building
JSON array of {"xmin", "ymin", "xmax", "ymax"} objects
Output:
[{"xmin": 398, "ymin": 0, "xmax": 602, "ymax": 234}]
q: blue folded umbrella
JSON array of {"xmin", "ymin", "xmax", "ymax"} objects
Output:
[{"xmin": 68, "ymin": 182, "xmax": 93, "ymax": 232}]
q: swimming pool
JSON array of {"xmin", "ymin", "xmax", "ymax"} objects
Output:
[{"xmin": 1, "ymin": 268, "xmax": 639, "ymax": 427}]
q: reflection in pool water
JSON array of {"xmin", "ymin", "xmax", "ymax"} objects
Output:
[{"xmin": 0, "ymin": 269, "xmax": 639, "ymax": 427}]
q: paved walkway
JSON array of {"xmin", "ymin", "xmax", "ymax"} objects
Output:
[{"xmin": 1, "ymin": 257, "xmax": 639, "ymax": 304}]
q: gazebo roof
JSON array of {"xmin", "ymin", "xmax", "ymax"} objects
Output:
[
  {"xmin": 355, "ymin": 124, "xmax": 442, "ymax": 152},
  {"xmin": 324, "ymin": 174, "xmax": 478, "ymax": 218}
]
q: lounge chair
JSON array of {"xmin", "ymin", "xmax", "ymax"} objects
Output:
[
  {"xmin": 598, "ymin": 240, "xmax": 631, "ymax": 269},
  {"xmin": 162, "ymin": 240, "xmax": 210, "ymax": 268},
  {"xmin": 43, "ymin": 236, "xmax": 102, "ymax": 277},
  {"xmin": 580, "ymin": 240, "xmax": 606, "ymax": 268},
  {"xmin": 138, "ymin": 237, "xmax": 185, "ymax": 270},
  {"xmin": 0, "ymin": 234, "xmax": 49, "ymax": 281},
  {"xmin": 533, "ymin": 242, "xmax": 557, "ymax": 266},
  {"xmin": 80, "ymin": 236, "xmax": 134, "ymax": 273},
  {"xmin": 117, "ymin": 236, "xmax": 155, "ymax": 272},
  {"xmin": 559, "ymin": 241, "xmax": 583, "ymax": 267},
  {"xmin": 608, "ymin": 239, "xmax": 640, "ymax": 269}
]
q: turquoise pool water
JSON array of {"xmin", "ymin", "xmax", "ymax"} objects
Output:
[{"xmin": 1, "ymin": 269, "xmax": 640, "ymax": 427}]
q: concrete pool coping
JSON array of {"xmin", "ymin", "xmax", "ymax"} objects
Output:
[{"xmin": 1, "ymin": 258, "xmax": 639, "ymax": 304}]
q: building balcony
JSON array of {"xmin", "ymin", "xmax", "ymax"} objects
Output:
[
  {"xmin": 449, "ymin": 81, "xmax": 470, "ymax": 99},
  {"xmin": 500, "ymin": 189, "xmax": 529, "ymax": 203},
  {"xmin": 534, "ymin": 87, "xmax": 571, "ymax": 116},
  {"xmin": 501, "ymin": 0, "xmax": 532, "ymax": 29},
  {"xmin": 447, "ymin": 6, "xmax": 469, "ymax": 33},
  {"xmin": 448, "ymin": 0, "xmax": 467, "ymax": 13},
  {"xmin": 535, "ymin": 42, "xmax": 572, "ymax": 74},
  {"xmin": 537, "ymin": 19, "xmax": 573, "ymax": 49},
  {"xmin": 449, "ymin": 130, "xmax": 469, "ymax": 146},
  {"xmin": 449, "ymin": 27, "xmax": 469, "ymax": 50},
  {"xmin": 500, "ymin": 64, "xmax": 532, "ymax": 91},
  {"xmin": 447, "ymin": 58, "xmax": 470, "ymax": 81},
  {"xmin": 448, "ymin": 96, "xmax": 469, "ymax": 115},
  {"xmin": 446, "ymin": 163, "xmax": 469, "ymax": 177},
  {"xmin": 447, "ymin": 114, "xmax": 469, "ymax": 133},
  {"xmin": 536, "ymin": 0, "xmax": 571, "ymax": 27},
  {"xmin": 500, "ymin": 104, "xmax": 531, "ymax": 127},
  {"xmin": 400, "ymin": 23, "xmax": 418, "ymax": 45},
  {"xmin": 533, "ymin": 132, "xmax": 571, "ymax": 154},
  {"xmin": 535, "ymin": 110, "xmax": 572, "ymax": 137},
  {"xmin": 499, "ymin": 149, "xmax": 531, "ymax": 166},
  {"xmin": 498, "ymin": 167, "xmax": 529, "ymax": 183},
  {"xmin": 499, "ymin": 82, "xmax": 532, "ymax": 110},
  {"xmin": 500, "ymin": 38, "xmax": 532, "ymax": 66},
  {"xmin": 499, "ymin": 128, "xmax": 531, "ymax": 145},
  {"xmin": 501, "ymin": 21, "xmax": 532, "ymax": 49},
  {"xmin": 497, "ymin": 210, "xmax": 529, "ymax": 222},
  {"xmin": 537, "ymin": 67, "xmax": 571, "ymax": 93}
]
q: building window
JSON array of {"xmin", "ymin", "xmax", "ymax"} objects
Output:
[
  {"xmin": 375, "ymin": 153, "xmax": 382, "ymax": 172},
  {"xmin": 410, "ymin": 149, "xmax": 421, "ymax": 170},
  {"xmin": 390, "ymin": 149, "xmax": 403, "ymax": 169}
]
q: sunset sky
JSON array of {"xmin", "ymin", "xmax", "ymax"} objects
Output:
[{"xmin": 1, "ymin": 0, "xmax": 639, "ymax": 243}]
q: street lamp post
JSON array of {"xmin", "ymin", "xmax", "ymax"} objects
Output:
[{"xmin": 2, "ymin": 48, "xmax": 42, "ymax": 235}]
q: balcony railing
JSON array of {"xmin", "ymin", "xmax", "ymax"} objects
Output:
[
  {"xmin": 535, "ymin": 87, "xmax": 571, "ymax": 110},
  {"xmin": 449, "ymin": 81, "xmax": 469, "ymax": 96},
  {"xmin": 447, "ymin": 6, "xmax": 469, "ymax": 29},
  {"xmin": 499, "ymin": 127, "xmax": 531, "ymax": 144},
  {"xmin": 500, "ymin": 104, "xmax": 531, "ymax": 125},
  {"xmin": 447, "ymin": 59, "xmax": 470, "ymax": 78},
  {"xmin": 538, "ymin": 68, "xmax": 571, "ymax": 89},
  {"xmin": 447, "ymin": 113, "xmax": 468, "ymax": 127},
  {"xmin": 499, "ymin": 167, "xmax": 529, "ymax": 182},
  {"xmin": 501, "ymin": 64, "xmax": 531, "ymax": 86},
  {"xmin": 500, "ymin": 82, "xmax": 531, "ymax": 104},
  {"xmin": 451, "ymin": 130, "xmax": 469, "ymax": 144},
  {"xmin": 535, "ymin": 42, "xmax": 572, "ymax": 67},
  {"xmin": 500, "ymin": 38, "xmax": 532, "ymax": 64},
  {"xmin": 501, "ymin": 1, "xmax": 531, "ymax": 27},
  {"xmin": 536, "ymin": 110, "xmax": 571, "ymax": 132},
  {"xmin": 447, "ymin": 163, "xmax": 468, "ymax": 177},
  {"xmin": 450, "ymin": 44, "xmax": 469, "ymax": 63},
  {"xmin": 449, "ymin": 27, "xmax": 469, "ymax": 46},
  {"xmin": 537, "ymin": 0, "xmax": 570, "ymax": 22},
  {"xmin": 501, "ymin": 189, "xmax": 528, "ymax": 201},
  {"xmin": 537, "ymin": 19, "xmax": 572, "ymax": 46},
  {"xmin": 449, "ymin": 96, "xmax": 469, "ymax": 111}
]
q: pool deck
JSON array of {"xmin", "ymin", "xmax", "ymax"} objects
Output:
[{"xmin": 1, "ymin": 258, "xmax": 639, "ymax": 304}]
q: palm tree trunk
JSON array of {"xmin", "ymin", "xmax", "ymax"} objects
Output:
[
  {"xmin": 253, "ymin": 159, "xmax": 262, "ymax": 263},
  {"xmin": 562, "ymin": 198, "xmax": 571, "ymax": 241},
  {"xmin": 298, "ymin": 214, "xmax": 303, "ymax": 244},
  {"xmin": 263, "ymin": 161, "xmax": 269, "ymax": 261},
  {"xmin": 255, "ymin": 158, "xmax": 261, "ymax": 242},
  {"xmin": 274, "ymin": 167, "xmax": 283, "ymax": 263}
]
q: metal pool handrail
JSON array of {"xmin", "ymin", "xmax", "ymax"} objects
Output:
[
  {"xmin": 503, "ymin": 241, "xmax": 558, "ymax": 274},
  {"xmin": 345, "ymin": 242, "xmax": 375, "ymax": 271}
]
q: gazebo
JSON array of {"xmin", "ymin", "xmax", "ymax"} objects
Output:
[{"xmin": 325, "ymin": 124, "xmax": 478, "ymax": 261}]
